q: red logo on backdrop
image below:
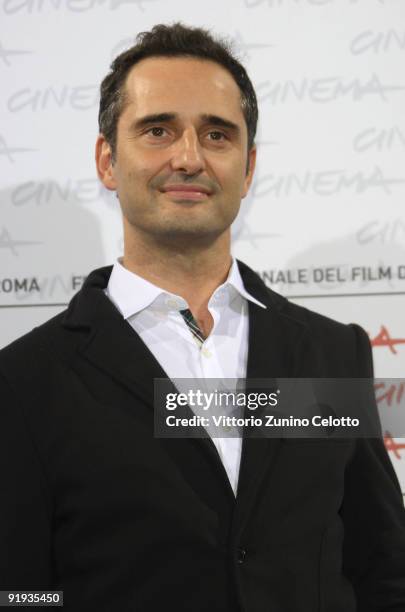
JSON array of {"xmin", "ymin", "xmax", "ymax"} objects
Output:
[
  {"xmin": 375, "ymin": 381, "xmax": 405, "ymax": 406},
  {"xmin": 370, "ymin": 325, "xmax": 405, "ymax": 355},
  {"xmin": 369, "ymin": 331, "xmax": 405, "ymax": 459},
  {"xmin": 384, "ymin": 432, "xmax": 405, "ymax": 460},
  {"xmin": 376, "ymin": 384, "xmax": 405, "ymax": 458}
]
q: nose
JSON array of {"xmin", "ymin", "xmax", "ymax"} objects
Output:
[{"xmin": 170, "ymin": 127, "xmax": 205, "ymax": 175}]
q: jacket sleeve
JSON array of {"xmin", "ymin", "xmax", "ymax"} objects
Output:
[
  {"xmin": 0, "ymin": 371, "xmax": 53, "ymax": 589},
  {"xmin": 341, "ymin": 324, "xmax": 405, "ymax": 612}
]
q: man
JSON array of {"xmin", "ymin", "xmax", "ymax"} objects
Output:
[{"xmin": 1, "ymin": 22, "xmax": 405, "ymax": 612}]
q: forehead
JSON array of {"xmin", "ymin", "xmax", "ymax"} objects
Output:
[{"xmin": 122, "ymin": 56, "xmax": 244, "ymax": 124}]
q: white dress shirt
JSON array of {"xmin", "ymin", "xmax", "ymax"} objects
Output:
[{"xmin": 105, "ymin": 257, "xmax": 266, "ymax": 495}]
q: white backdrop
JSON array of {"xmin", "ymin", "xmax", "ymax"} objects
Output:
[{"xmin": 1, "ymin": 0, "xmax": 405, "ymax": 492}]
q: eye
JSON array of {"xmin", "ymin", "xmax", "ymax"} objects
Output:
[
  {"xmin": 146, "ymin": 127, "xmax": 167, "ymax": 137},
  {"xmin": 207, "ymin": 131, "xmax": 227, "ymax": 141}
]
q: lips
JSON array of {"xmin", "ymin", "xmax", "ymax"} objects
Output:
[{"xmin": 160, "ymin": 184, "xmax": 213, "ymax": 201}]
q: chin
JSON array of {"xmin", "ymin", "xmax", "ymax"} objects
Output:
[{"xmin": 155, "ymin": 223, "xmax": 225, "ymax": 241}]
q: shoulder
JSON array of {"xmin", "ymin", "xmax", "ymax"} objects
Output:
[
  {"xmin": 237, "ymin": 260, "xmax": 372, "ymax": 376},
  {"xmin": 0, "ymin": 265, "xmax": 113, "ymax": 380},
  {"xmin": 283, "ymin": 295, "xmax": 366, "ymax": 342},
  {"xmin": 0, "ymin": 310, "xmax": 70, "ymax": 384},
  {"xmin": 273, "ymin": 291, "xmax": 373, "ymax": 376}
]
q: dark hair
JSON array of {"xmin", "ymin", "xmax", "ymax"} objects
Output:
[{"xmin": 98, "ymin": 23, "xmax": 258, "ymax": 163}]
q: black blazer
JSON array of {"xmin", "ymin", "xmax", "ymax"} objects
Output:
[{"xmin": 1, "ymin": 260, "xmax": 404, "ymax": 612}]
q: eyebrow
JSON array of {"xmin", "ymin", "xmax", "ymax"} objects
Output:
[{"xmin": 129, "ymin": 112, "xmax": 240, "ymax": 134}]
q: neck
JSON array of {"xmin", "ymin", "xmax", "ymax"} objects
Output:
[{"xmin": 121, "ymin": 223, "xmax": 233, "ymax": 331}]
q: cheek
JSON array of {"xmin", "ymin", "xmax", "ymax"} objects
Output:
[
  {"xmin": 133, "ymin": 155, "xmax": 170, "ymax": 186},
  {"xmin": 124, "ymin": 166, "xmax": 153, "ymax": 189},
  {"xmin": 216, "ymin": 152, "xmax": 247, "ymax": 182},
  {"xmin": 222, "ymin": 168, "xmax": 248, "ymax": 198}
]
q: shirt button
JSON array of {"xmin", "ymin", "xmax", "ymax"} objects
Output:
[
  {"xmin": 213, "ymin": 293, "xmax": 225, "ymax": 304},
  {"xmin": 166, "ymin": 299, "xmax": 178, "ymax": 309},
  {"xmin": 201, "ymin": 348, "xmax": 212, "ymax": 358},
  {"xmin": 237, "ymin": 547, "xmax": 247, "ymax": 564}
]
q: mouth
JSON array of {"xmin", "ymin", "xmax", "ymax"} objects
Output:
[
  {"xmin": 160, "ymin": 185, "xmax": 213, "ymax": 202},
  {"xmin": 162, "ymin": 191, "xmax": 209, "ymax": 201}
]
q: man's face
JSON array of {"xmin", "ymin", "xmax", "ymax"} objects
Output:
[{"xmin": 96, "ymin": 56, "xmax": 256, "ymax": 243}]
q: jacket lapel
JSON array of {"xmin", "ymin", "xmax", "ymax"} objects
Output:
[
  {"xmin": 63, "ymin": 267, "xmax": 166, "ymax": 409},
  {"xmin": 234, "ymin": 261, "xmax": 311, "ymax": 533}
]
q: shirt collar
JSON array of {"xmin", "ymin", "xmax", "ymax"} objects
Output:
[
  {"xmin": 223, "ymin": 257, "xmax": 267, "ymax": 310},
  {"xmin": 106, "ymin": 256, "xmax": 267, "ymax": 320}
]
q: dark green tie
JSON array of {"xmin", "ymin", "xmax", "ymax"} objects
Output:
[{"xmin": 179, "ymin": 308, "xmax": 205, "ymax": 346}]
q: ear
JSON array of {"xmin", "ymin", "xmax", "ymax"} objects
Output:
[
  {"xmin": 95, "ymin": 134, "xmax": 117, "ymax": 191},
  {"xmin": 241, "ymin": 145, "xmax": 257, "ymax": 199}
]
